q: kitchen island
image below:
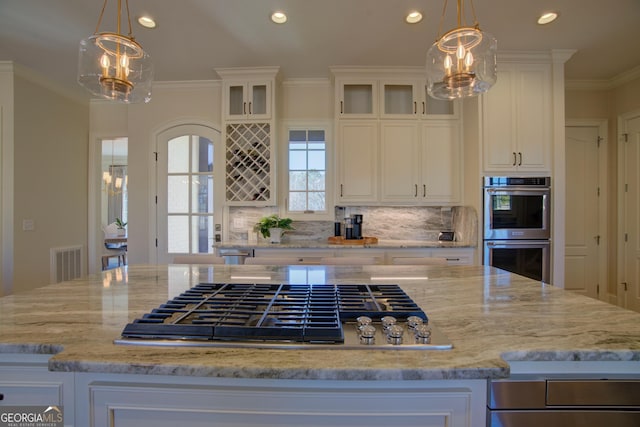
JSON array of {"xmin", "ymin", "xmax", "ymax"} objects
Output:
[{"xmin": 1, "ymin": 264, "xmax": 639, "ymax": 427}]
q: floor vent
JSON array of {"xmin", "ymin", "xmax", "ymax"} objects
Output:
[{"xmin": 50, "ymin": 245, "xmax": 83, "ymax": 283}]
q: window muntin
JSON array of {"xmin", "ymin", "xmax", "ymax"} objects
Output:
[
  {"xmin": 288, "ymin": 129, "xmax": 326, "ymax": 212},
  {"xmin": 167, "ymin": 135, "xmax": 215, "ymax": 254}
]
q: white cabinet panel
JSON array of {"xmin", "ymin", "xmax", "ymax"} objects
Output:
[
  {"xmin": 85, "ymin": 377, "xmax": 485, "ymax": 427},
  {"xmin": 482, "ymin": 63, "xmax": 552, "ymax": 173},
  {"xmin": 380, "ymin": 122, "xmax": 420, "ymax": 201},
  {"xmin": 337, "ymin": 121, "xmax": 379, "ymax": 203},
  {"xmin": 422, "ymin": 122, "xmax": 462, "ymax": 203},
  {"xmin": 0, "ymin": 354, "xmax": 75, "ymax": 426}
]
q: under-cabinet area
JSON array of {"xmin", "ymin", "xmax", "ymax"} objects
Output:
[{"xmin": 247, "ymin": 247, "xmax": 475, "ymax": 265}]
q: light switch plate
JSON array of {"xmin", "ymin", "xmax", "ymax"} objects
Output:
[{"xmin": 22, "ymin": 219, "xmax": 35, "ymax": 231}]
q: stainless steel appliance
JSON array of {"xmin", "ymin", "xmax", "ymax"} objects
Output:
[
  {"xmin": 115, "ymin": 282, "xmax": 452, "ymax": 350},
  {"xmin": 483, "ymin": 177, "xmax": 551, "ymax": 283},
  {"xmin": 487, "ymin": 378, "xmax": 640, "ymax": 426},
  {"xmin": 483, "ymin": 240, "xmax": 550, "ymax": 283},
  {"xmin": 483, "ymin": 176, "xmax": 551, "ymax": 240}
]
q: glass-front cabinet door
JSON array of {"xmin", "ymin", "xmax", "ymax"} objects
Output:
[
  {"xmin": 223, "ymin": 81, "xmax": 272, "ymax": 120},
  {"xmin": 381, "ymin": 81, "xmax": 420, "ymax": 118},
  {"xmin": 336, "ymin": 80, "xmax": 377, "ymax": 118}
]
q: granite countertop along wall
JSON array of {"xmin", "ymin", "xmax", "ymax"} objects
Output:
[
  {"xmin": 214, "ymin": 239, "xmax": 475, "ymax": 249},
  {"xmin": 1, "ymin": 265, "xmax": 639, "ymax": 380}
]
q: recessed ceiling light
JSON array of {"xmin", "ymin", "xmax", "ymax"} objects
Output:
[
  {"xmin": 537, "ymin": 12, "xmax": 558, "ymax": 25},
  {"xmin": 406, "ymin": 11, "xmax": 423, "ymax": 24},
  {"xmin": 271, "ymin": 11, "xmax": 287, "ymax": 24},
  {"xmin": 137, "ymin": 15, "xmax": 157, "ymax": 29}
]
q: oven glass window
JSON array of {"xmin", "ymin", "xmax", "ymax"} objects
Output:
[
  {"xmin": 492, "ymin": 247, "xmax": 543, "ymax": 281},
  {"xmin": 490, "ymin": 194, "xmax": 544, "ymax": 229}
]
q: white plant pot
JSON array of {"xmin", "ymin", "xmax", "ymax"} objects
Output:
[
  {"xmin": 117, "ymin": 228, "xmax": 126, "ymax": 237},
  {"xmin": 268, "ymin": 228, "xmax": 283, "ymax": 244}
]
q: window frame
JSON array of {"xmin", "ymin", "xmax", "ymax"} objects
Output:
[{"xmin": 280, "ymin": 120, "xmax": 334, "ymax": 221}]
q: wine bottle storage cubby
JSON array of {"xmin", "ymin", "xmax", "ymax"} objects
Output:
[{"xmin": 225, "ymin": 122, "xmax": 272, "ymax": 203}]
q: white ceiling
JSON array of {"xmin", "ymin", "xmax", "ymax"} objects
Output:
[{"xmin": 1, "ymin": 0, "xmax": 639, "ymax": 101}]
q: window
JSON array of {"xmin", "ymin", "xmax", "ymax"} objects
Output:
[
  {"xmin": 166, "ymin": 135, "xmax": 215, "ymax": 254},
  {"xmin": 288, "ymin": 129, "xmax": 326, "ymax": 213}
]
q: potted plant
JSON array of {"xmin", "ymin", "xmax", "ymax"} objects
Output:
[
  {"xmin": 254, "ymin": 215, "xmax": 293, "ymax": 244},
  {"xmin": 115, "ymin": 217, "xmax": 127, "ymax": 236}
]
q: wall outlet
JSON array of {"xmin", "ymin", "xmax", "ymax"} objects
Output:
[
  {"xmin": 22, "ymin": 219, "xmax": 35, "ymax": 231},
  {"xmin": 233, "ymin": 218, "xmax": 247, "ymax": 230}
]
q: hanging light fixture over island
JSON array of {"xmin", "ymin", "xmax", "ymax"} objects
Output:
[
  {"xmin": 426, "ymin": 0, "xmax": 497, "ymax": 100},
  {"xmin": 77, "ymin": 0, "xmax": 153, "ymax": 103}
]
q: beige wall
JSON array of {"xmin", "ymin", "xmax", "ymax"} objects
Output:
[
  {"xmin": 104, "ymin": 82, "xmax": 222, "ymax": 265},
  {"xmin": 565, "ymin": 74, "xmax": 640, "ymax": 297},
  {"xmin": 13, "ymin": 73, "xmax": 89, "ymax": 292}
]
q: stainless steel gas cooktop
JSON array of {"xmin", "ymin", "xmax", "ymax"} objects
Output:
[{"xmin": 115, "ymin": 283, "xmax": 452, "ymax": 350}]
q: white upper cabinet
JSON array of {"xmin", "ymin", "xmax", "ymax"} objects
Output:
[
  {"xmin": 217, "ymin": 67, "xmax": 279, "ymax": 121},
  {"xmin": 336, "ymin": 121, "xmax": 379, "ymax": 203},
  {"xmin": 482, "ymin": 62, "xmax": 552, "ymax": 173},
  {"xmin": 335, "ymin": 79, "xmax": 378, "ymax": 118},
  {"xmin": 222, "ymin": 80, "xmax": 272, "ymax": 121},
  {"xmin": 380, "ymin": 121, "xmax": 462, "ymax": 204},
  {"xmin": 380, "ymin": 81, "xmax": 421, "ymax": 119}
]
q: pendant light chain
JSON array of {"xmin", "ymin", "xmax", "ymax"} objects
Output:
[{"xmin": 92, "ymin": 0, "xmax": 135, "ymax": 38}]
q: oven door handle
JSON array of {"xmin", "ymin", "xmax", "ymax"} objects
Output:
[
  {"xmin": 485, "ymin": 240, "xmax": 550, "ymax": 247},
  {"xmin": 485, "ymin": 187, "xmax": 550, "ymax": 193}
]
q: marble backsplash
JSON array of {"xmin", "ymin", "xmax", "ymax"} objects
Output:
[{"xmin": 227, "ymin": 205, "xmax": 477, "ymax": 245}]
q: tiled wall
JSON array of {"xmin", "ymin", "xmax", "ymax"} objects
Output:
[{"xmin": 227, "ymin": 205, "xmax": 477, "ymax": 244}]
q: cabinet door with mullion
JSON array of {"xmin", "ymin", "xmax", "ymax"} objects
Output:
[{"xmin": 380, "ymin": 80, "xmax": 420, "ymax": 119}]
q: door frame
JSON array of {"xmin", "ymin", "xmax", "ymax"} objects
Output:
[
  {"xmin": 88, "ymin": 132, "xmax": 128, "ymax": 275},
  {"xmin": 151, "ymin": 121, "xmax": 223, "ymax": 264},
  {"xmin": 565, "ymin": 119, "xmax": 609, "ymax": 301},
  {"xmin": 617, "ymin": 109, "xmax": 640, "ymax": 308}
]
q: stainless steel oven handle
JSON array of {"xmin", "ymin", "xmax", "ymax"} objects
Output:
[
  {"xmin": 485, "ymin": 240, "xmax": 550, "ymax": 247},
  {"xmin": 485, "ymin": 187, "xmax": 550, "ymax": 193}
]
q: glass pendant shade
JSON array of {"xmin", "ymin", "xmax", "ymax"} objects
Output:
[
  {"xmin": 77, "ymin": 0, "xmax": 153, "ymax": 103},
  {"xmin": 426, "ymin": 26, "xmax": 497, "ymax": 100}
]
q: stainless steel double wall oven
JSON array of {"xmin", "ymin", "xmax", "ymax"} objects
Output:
[{"xmin": 483, "ymin": 177, "xmax": 551, "ymax": 283}]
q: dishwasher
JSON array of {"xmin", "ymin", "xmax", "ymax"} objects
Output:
[{"xmin": 487, "ymin": 377, "xmax": 640, "ymax": 426}]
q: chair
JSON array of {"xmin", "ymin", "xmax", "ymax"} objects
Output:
[
  {"xmin": 102, "ymin": 248, "xmax": 127, "ymax": 270},
  {"xmin": 243, "ymin": 257, "xmax": 305, "ymax": 265},
  {"xmin": 320, "ymin": 257, "xmax": 378, "ymax": 265},
  {"xmin": 391, "ymin": 257, "xmax": 448, "ymax": 265},
  {"xmin": 172, "ymin": 255, "xmax": 225, "ymax": 264},
  {"xmin": 102, "ymin": 223, "xmax": 127, "ymax": 270}
]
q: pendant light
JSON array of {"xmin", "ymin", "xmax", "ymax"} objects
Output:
[
  {"xmin": 426, "ymin": 0, "xmax": 497, "ymax": 100},
  {"xmin": 78, "ymin": 0, "xmax": 153, "ymax": 103}
]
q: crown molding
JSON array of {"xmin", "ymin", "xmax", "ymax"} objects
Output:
[
  {"xmin": 282, "ymin": 78, "xmax": 330, "ymax": 87},
  {"xmin": 566, "ymin": 64, "xmax": 640, "ymax": 91}
]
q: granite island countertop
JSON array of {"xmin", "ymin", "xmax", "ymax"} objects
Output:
[
  {"xmin": 214, "ymin": 239, "xmax": 475, "ymax": 250},
  {"xmin": 1, "ymin": 264, "xmax": 639, "ymax": 380}
]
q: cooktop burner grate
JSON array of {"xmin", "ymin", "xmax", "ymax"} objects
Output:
[{"xmin": 121, "ymin": 283, "xmax": 427, "ymax": 343}]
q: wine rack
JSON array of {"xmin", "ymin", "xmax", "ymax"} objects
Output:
[{"xmin": 225, "ymin": 122, "xmax": 272, "ymax": 203}]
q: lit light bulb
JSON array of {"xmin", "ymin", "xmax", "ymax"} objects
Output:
[
  {"xmin": 456, "ymin": 43, "xmax": 465, "ymax": 60},
  {"xmin": 100, "ymin": 53, "xmax": 110, "ymax": 76},
  {"xmin": 464, "ymin": 51, "xmax": 474, "ymax": 70},
  {"xmin": 115, "ymin": 177, "xmax": 123, "ymax": 189},
  {"xmin": 119, "ymin": 53, "xmax": 130, "ymax": 78},
  {"xmin": 444, "ymin": 55, "xmax": 453, "ymax": 75}
]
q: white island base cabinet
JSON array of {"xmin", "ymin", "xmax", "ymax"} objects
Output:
[{"xmin": 77, "ymin": 373, "xmax": 486, "ymax": 427}]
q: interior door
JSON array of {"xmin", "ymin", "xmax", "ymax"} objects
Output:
[
  {"xmin": 620, "ymin": 112, "xmax": 640, "ymax": 312},
  {"xmin": 155, "ymin": 124, "xmax": 223, "ymax": 264},
  {"xmin": 564, "ymin": 125, "xmax": 601, "ymax": 299}
]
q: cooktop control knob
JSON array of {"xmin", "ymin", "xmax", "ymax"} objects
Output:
[
  {"xmin": 414, "ymin": 324, "xmax": 432, "ymax": 344},
  {"xmin": 386, "ymin": 324, "xmax": 404, "ymax": 345},
  {"xmin": 406, "ymin": 316, "xmax": 424, "ymax": 330},
  {"xmin": 381, "ymin": 316, "xmax": 397, "ymax": 332},
  {"xmin": 359, "ymin": 325, "xmax": 376, "ymax": 345}
]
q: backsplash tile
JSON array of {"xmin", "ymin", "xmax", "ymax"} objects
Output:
[{"xmin": 227, "ymin": 205, "xmax": 477, "ymax": 244}]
